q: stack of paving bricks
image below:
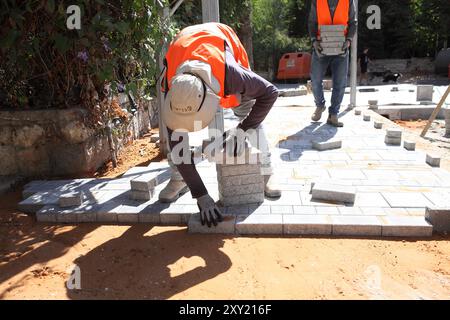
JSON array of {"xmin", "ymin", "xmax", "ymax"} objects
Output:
[
  {"xmin": 208, "ymin": 144, "xmax": 264, "ymax": 206},
  {"xmin": 445, "ymin": 108, "xmax": 450, "ymax": 137},
  {"xmin": 416, "ymin": 85, "xmax": 434, "ymax": 102},
  {"xmin": 130, "ymin": 170, "xmax": 159, "ymax": 201},
  {"xmin": 385, "ymin": 128, "xmax": 402, "ymax": 146},
  {"xmin": 319, "ymin": 25, "xmax": 346, "ymax": 56}
]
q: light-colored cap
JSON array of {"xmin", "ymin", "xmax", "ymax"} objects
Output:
[{"xmin": 162, "ymin": 72, "xmax": 220, "ymax": 132}]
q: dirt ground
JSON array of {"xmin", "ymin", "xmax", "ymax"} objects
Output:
[{"xmin": 1, "ymin": 131, "xmax": 450, "ymax": 300}]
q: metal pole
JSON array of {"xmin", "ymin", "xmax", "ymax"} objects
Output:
[
  {"xmin": 202, "ymin": 0, "xmax": 223, "ymax": 139},
  {"xmin": 349, "ymin": 0, "xmax": 358, "ymax": 109}
]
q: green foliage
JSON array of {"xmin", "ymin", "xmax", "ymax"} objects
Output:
[
  {"xmin": 252, "ymin": 0, "xmax": 310, "ymax": 72},
  {"xmin": 0, "ymin": 0, "xmax": 170, "ymax": 127}
]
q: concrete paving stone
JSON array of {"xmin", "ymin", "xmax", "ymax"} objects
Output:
[
  {"xmin": 354, "ymin": 109, "xmax": 361, "ymax": 115},
  {"xmin": 425, "ymin": 207, "xmax": 450, "ymax": 233},
  {"xmin": 130, "ymin": 172, "xmax": 159, "ymax": 191},
  {"xmin": 423, "ymin": 192, "xmax": 450, "ymax": 207},
  {"xmin": 188, "ymin": 214, "xmax": 236, "ymax": 234},
  {"xmin": 19, "ymin": 192, "xmax": 59, "ymax": 214},
  {"xmin": 159, "ymin": 212, "xmax": 186, "ymax": 225},
  {"xmin": 360, "ymin": 207, "xmax": 387, "ymax": 216},
  {"xmin": 97, "ymin": 211, "xmax": 119, "ymax": 223},
  {"xmin": 36, "ymin": 206, "xmax": 58, "ymax": 222},
  {"xmin": 219, "ymin": 182, "xmax": 265, "ymax": 197},
  {"xmin": 403, "ymin": 140, "xmax": 416, "ymax": 151},
  {"xmin": 426, "ymin": 154, "xmax": 440, "ymax": 167},
  {"xmin": 273, "ymin": 190, "xmax": 303, "ymax": 205},
  {"xmin": 363, "ymin": 114, "xmax": 371, "ymax": 121},
  {"xmin": 381, "ymin": 216, "xmax": 432, "ymax": 237},
  {"xmin": 338, "ymin": 207, "xmax": 363, "ymax": 215},
  {"xmin": 312, "ymin": 139, "xmax": 342, "ymax": 151},
  {"xmin": 248, "ymin": 205, "xmax": 271, "ymax": 215},
  {"xmin": 374, "ymin": 121, "xmax": 383, "ymax": 129},
  {"xmin": 386, "ymin": 129, "xmax": 402, "ymax": 138},
  {"xmin": 383, "ymin": 208, "xmax": 410, "ymax": 216},
  {"xmin": 219, "ymin": 192, "xmax": 264, "ymax": 206},
  {"xmin": 406, "ymin": 208, "xmax": 426, "ymax": 216},
  {"xmin": 207, "ymin": 148, "xmax": 262, "ymax": 165},
  {"xmin": 225, "ymin": 205, "xmax": 250, "ymax": 215},
  {"xmin": 117, "ymin": 212, "xmax": 139, "ymax": 223},
  {"xmin": 328, "ymin": 169, "xmax": 367, "ymax": 180},
  {"xmin": 216, "ymin": 163, "xmax": 261, "ymax": 177},
  {"xmin": 270, "ymin": 205, "xmax": 294, "ymax": 214},
  {"xmin": 348, "ymin": 151, "xmax": 382, "ymax": 161},
  {"xmin": 312, "ymin": 183, "xmax": 356, "ymax": 203},
  {"xmin": 58, "ymin": 192, "xmax": 83, "ymax": 208},
  {"xmin": 362, "ymin": 170, "xmax": 400, "ymax": 180},
  {"xmin": 283, "ymin": 215, "xmax": 332, "ymax": 235},
  {"xmin": 331, "ymin": 216, "xmax": 383, "ymax": 236},
  {"xmin": 130, "ymin": 189, "xmax": 154, "ymax": 201},
  {"xmin": 416, "ymin": 85, "xmax": 433, "ymax": 101},
  {"xmin": 301, "ymin": 192, "xmax": 344, "ymax": 207},
  {"xmin": 217, "ymin": 173, "xmax": 263, "ymax": 187},
  {"xmin": 314, "ymin": 206, "xmax": 340, "ymax": 215},
  {"xmin": 381, "ymin": 192, "xmax": 435, "ymax": 208},
  {"xmin": 368, "ymin": 100, "xmax": 378, "ymax": 106},
  {"xmin": 384, "ymin": 136, "xmax": 401, "ymax": 145},
  {"xmin": 292, "ymin": 206, "xmax": 317, "ymax": 215},
  {"xmin": 235, "ymin": 214, "xmax": 283, "ymax": 235},
  {"xmin": 318, "ymin": 152, "xmax": 351, "ymax": 161}
]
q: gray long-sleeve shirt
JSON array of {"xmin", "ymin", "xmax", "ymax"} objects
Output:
[{"xmin": 308, "ymin": 0, "xmax": 358, "ymax": 42}]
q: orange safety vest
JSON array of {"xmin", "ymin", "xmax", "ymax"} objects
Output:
[
  {"xmin": 164, "ymin": 23, "xmax": 250, "ymax": 109},
  {"xmin": 317, "ymin": 0, "xmax": 349, "ymax": 36}
]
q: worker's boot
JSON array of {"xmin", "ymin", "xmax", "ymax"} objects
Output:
[
  {"xmin": 327, "ymin": 114, "xmax": 344, "ymax": 127},
  {"xmin": 311, "ymin": 106, "xmax": 326, "ymax": 122},
  {"xmin": 264, "ymin": 175, "xmax": 281, "ymax": 198},
  {"xmin": 159, "ymin": 178, "xmax": 189, "ymax": 203}
]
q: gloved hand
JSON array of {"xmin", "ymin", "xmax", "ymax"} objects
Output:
[
  {"xmin": 342, "ymin": 39, "xmax": 351, "ymax": 52},
  {"xmin": 197, "ymin": 194, "xmax": 223, "ymax": 227},
  {"xmin": 222, "ymin": 127, "xmax": 248, "ymax": 157},
  {"xmin": 313, "ymin": 39, "xmax": 323, "ymax": 54}
]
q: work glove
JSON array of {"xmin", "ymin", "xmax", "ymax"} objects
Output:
[
  {"xmin": 197, "ymin": 194, "xmax": 223, "ymax": 227},
  {"xmin": 313, "ymin": 39, "xmax": 323, "ymax": 54},
  {"xmin": 222, "ymin": 127, "xmax": 248, "ymax": 157}
]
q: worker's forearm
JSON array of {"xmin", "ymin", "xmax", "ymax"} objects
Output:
[
  {"xmin": 238, "ymin": 86, "xmax": 278, "ymax": 131},
  {"xmin": 347, "ymin": 0, "xmax": 358, "ymax": 40},
  {"xmin": 308, "ymin": 1, "xmax": 318, "ymax": 41},
  {"xmin": 167, "ymin": 129, "xmax": 208, "ymax": 199}
]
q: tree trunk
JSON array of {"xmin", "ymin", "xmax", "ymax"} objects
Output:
[{"xmin": 237, "ymin": 2, "xmax": 254, "ymax": 69}]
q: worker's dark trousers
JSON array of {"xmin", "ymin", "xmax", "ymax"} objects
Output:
[{"xmin": 310, "ymin": 50, "xmax": 349, "ymax": 115}]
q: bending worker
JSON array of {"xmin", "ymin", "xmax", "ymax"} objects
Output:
[
  {"xmin": 159, "ymin": 23, "xmax": 280, "ymax": 227},
  {"xmin": 309, "ymin": 0, "xmax": 357, "ymax": 127}
]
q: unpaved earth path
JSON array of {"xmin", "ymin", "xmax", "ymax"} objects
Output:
[{"xmin": 0, "ymin": 190, "xmax": 449, "ymax": 300}]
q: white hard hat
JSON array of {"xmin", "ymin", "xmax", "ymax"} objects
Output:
[{"xmin": 162, "ymin": 72, "xmax": 220, "ymax": 132}]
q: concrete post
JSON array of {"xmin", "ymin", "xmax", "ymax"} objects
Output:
[
  {"xmin": 202, "ymin": 0, "xmax": 224, "ymax": 138},
  {"xmin": 349, "ymin": 0, "xmax": 358, "ymax": 109}
]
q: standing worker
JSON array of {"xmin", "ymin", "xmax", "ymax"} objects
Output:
[
  {"xmin": 159, "ymin": 23, "xmax": 280, "ymax": 227},
  {"xmin": 309, "ymin": 0, "xmax": 358, "ymax": 127},
  {"xmin": 358, "ymin": 47, "xmax": 371, "ymax": 85}
]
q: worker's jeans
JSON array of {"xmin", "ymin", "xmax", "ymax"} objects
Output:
[
  {"xmin": 168, "ymin": 98, "xmax": 273, "ymax": 181},
  {"xmin": 310, "ymin": 50, "xmax": 349, "ymax": 115}
]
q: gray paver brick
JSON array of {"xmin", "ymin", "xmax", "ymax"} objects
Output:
[
  {"xmin": 219, "ymin": 182, "xmax": 264, "ymax": 197},
  {"xmin": 130, "ymin": 190, "xmax": 154, "ymax": 201},
  {"xmin": 312, "ymin": 183, "xmax": 356, "ymax": 203},
  {"xmin": 188, "ymin": 214, "xmax": 236, "ymax": 234},
  {"xmin": 283, "ymin": 215, "xmax": 332, "ymax": 235},
  {"xmin": 312, "ymin": 139, "xmax": 342, "ymax": 151},
  {"xmin": 130, "ymin": 172, "xmax": 159, "ymax": 191},
  {"xmin": 403, "ymin": 140, "xmax": 416, "ymax": 151},
  {"xmin": 381, "ymin": 216, "xmax": 432, "ymax": 237},
  {"xmin": 354, "ymin": 109, "xmax": 361, "ymax": 115},
  {"xmin": 374, "ymin": 121, "xmax": 383, "ymax": 129},
  {"xmin": 426, "ymin": 154, "xmax": 440, "ymax": 167},
  {"xmin": 218, "ymin": 173, "xmax": 264, "ymax": 187},
  {"xmin": 216, "ymin": 163, "xmax": 261, "ymax": 177},
  {"xmin": 219, "ymin": 192, "xmax": 264, "ymax": 206},
  {"xmin": 58, "ymin": 192, "xmax": 83, "ymax": 208},
  {"xmin": 331, "ymin": 216, "xmax": 383, "ymax": 236},
  {"xmin": 386, "ymin": 129, "xmax": 402, "ymax": 138},
  {"xmin": 384, "ymin": 136, "xmax": 401, "ymax": 145},
  {"xmin": 363, "ymin": 114, "xmax": 371, "ymax": 121},
  {"xmin": 235, "ymin": 214, "xmax": 283, "ymax": 234}
]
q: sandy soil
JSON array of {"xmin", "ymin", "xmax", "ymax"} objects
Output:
[{"xmin": 1, "ymin": 132, "xmax": 450, "ymax": 300}]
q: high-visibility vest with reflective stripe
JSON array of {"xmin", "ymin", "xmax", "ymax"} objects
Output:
[
  {"xmin": 165, "ymin": 23, "xmax": 250, "ymax": 109},
  {"xmin": 317, "ymin": 0, "xmax": 349, "ymax": 36}
]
